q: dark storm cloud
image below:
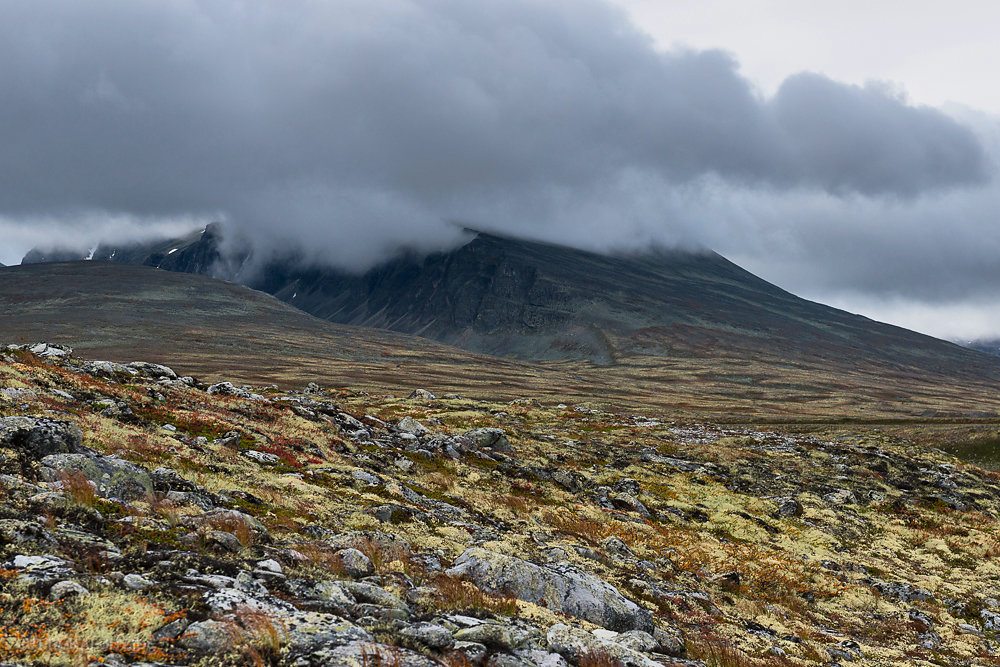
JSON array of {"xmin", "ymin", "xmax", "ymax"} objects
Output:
[
  {"xmin": 0, "ymin": 0, "xmax": 989, "ymax": 269},
  {"xmin": 3, "ymin": 0, "xmax": 1000, "ymax": 340},
  {"xmin": 772, "ymin": 74, "xmax": 988, "ymax": 195}
]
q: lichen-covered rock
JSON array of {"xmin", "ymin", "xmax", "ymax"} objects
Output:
[
  {"xmin": 0, "ymin": 416, "xmax": 83, "ymax": 460},
  {"xmin": 336, "ymin": 548, "xmax": 374, "ymax": 578},
  {"xmin": 179, "ymin": 619, "xmax": 232, "ymax": 652},
  {"xmin": 462, "ymin": 428, "xmax": 513, "ymax": 453},
  {"xmin": 400, "ymin": 622, "xmax": 454, "ymax": 650},
  {"xmin": 39, "ymin": 453, "xmax": 152, "ymax": 501},
  {"xmin": 447, "ymin": 548, "xmax": 653, "ymax": 632},
  {"xmin": 546, "ymin": 624, "xmax": 662, "ymax": 667},
  {"xmin": 303, "ymin": 639, "xmax": 437, "ymax": 667},
  {"xmin": 396, "ymin": 416, "xmax": 430, "ymax": 437}
]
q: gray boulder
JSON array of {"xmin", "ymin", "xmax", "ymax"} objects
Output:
[
  {"xmin": 40, "ymin": 453, "xmax": 153, "ymax": 501},
  {"xmin": 463, "ymin": 428, "xmax": 513, "ymax": 453},
  {"xmin": 179, "ymin": 619, "xmax": 232, "ymax": 652},
  {"xmin": 305, "ymin": 639, "xmax": 437, "ymax": 667},
  {"xmin": 127, "ymin": 361, "xmax": 178, "ymax": 379},
  {"xmin": 400, "ymin": 622, "xmax": 454, "ymax": 650},
  {"xmin": 546, "ymin": 624, "xmax": 662, "ymax": 667},
  {"xmin": 396, "ymin": 416, "xmax": 430, "ymax": 437},
  {"xmin": 1, "ymin": 416, "xmax": 83, "ymax": 460},
  {"xmin": 446, "ymin": 548, "xmax": 653, "ymax": 632}
]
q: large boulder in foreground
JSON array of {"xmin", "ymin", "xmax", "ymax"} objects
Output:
[
  {"xmin": 0, "ymin": 417, "xmax": 83, "ymax": 460},
  {"xmin": 446, "ymin": 548, "xmax": 653, "ymax": 632}
]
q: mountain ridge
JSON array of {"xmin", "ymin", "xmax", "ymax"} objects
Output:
[{"xmin": 22, "ymin": 227, "xmax": 995, "ymax": 377}]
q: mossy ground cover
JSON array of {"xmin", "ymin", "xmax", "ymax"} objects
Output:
[{"xmin": 1, "ymin": 348, "xmax": 1000, "ymax": 664}]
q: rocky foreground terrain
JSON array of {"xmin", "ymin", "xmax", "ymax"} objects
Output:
[{"xmin": 2, "ymin": 344, "xmax": 1000, "ymax": 665}]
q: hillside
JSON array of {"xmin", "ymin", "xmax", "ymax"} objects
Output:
[
  {"xmin": 34, "ymin": 228, "xmax": 998, "ymax": 377},
  {"xmin": 11, "ymin": 238, "xmax": 1000, "ymax": 419},
  {"xmin": 0, "ymin": 262, "xmax": 541, "ymax": 398},
  {"xmin": 3, "ymin": 346, "xmax": 1000, "ymax": 665}
]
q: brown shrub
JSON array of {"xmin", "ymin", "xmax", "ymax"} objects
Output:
[
  {"xmin": 428, "ymin": 574, "xmax": 518, "ymax": 617},
  {"xmin": 58, "ymin": 470, "xmax": 96, "ymax": 507}
]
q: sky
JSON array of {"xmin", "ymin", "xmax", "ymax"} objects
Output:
[{"xmin": 1, "ymin": 0, "xmax": 999, "ymax": 341}]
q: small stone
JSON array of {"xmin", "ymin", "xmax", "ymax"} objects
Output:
[
  {"xmin": 122, "ymin": 573, "xmax": 155, "ymax": 591},
  {"xmin": 409, "ymin": 389, "xmax": 436, "ymax": 400},
  {"xmin": 336, "ymin": 548, "xmax": 374, "ymax": 578},
  {"xmin": 454, "ymin": 641, "xmax": 489, "ymax": 664},
  {"xmin": 256, "ymin": 559, "xmax": 282, "ymax": 574},
  {"xmin": 48, "ymin": 580, "xmax": 89, "ymax": 600}
]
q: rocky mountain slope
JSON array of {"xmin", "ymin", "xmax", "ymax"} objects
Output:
[{"xmin": 2, "ymin": 345, "xmax": 1000, "ymax": 665}]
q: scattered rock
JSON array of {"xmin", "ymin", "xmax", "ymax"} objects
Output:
[
  {"xmin": 39, "ymin": 452, "xmax": 153, "ymax": 501},
  {"xmin": 546, "ymin": 623, "xmax": 662, "ymax": 667},
  {"xmin": 401, "ymin": 622, "xmax": 455, "ymax": 650},
  {"xmin": 463, "ymin": 428, "xmax": 513, "ymax": 453},
  {"xmin": 409, "ymin": 389, "xmax": 436, "ymax": 400},
  {"xmin": 447, "ymin": 548, "xmax": 654, "ymax": 632},
  {"xmin": 0, "ymin": 416, "xmax": 83, "ymax": 460},
  {"xmin": 48, "ymin": 580, "xmax": 89, "ymax": 600}
]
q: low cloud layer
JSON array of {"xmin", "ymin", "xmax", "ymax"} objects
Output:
[{"xmin": 1, "ymin": 0, "xmax": 998, "ymax": 339}]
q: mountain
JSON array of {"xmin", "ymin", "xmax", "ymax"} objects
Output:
[
  {"xmin": 47, "ymin": 226, "xmax": 1000, "ymax": 371},
  {"xmin": 966, "ymin": 339, "xmax": 1000, "ymax": 357},
  {"xmin": 21, "ymin": 223, "xmax": 239, "ymax": 277},
  {"xmin": 0, "ymin": 261, "xmax": 537, "ymax": 395},
  {"xmin": 15, "ymin": 231, "xmax": 1000, "ymax": 417}
]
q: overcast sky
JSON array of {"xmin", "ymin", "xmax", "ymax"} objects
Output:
[{"xmin": 2, "ymin": 0, "xmax": 999, "ymax": 341}]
